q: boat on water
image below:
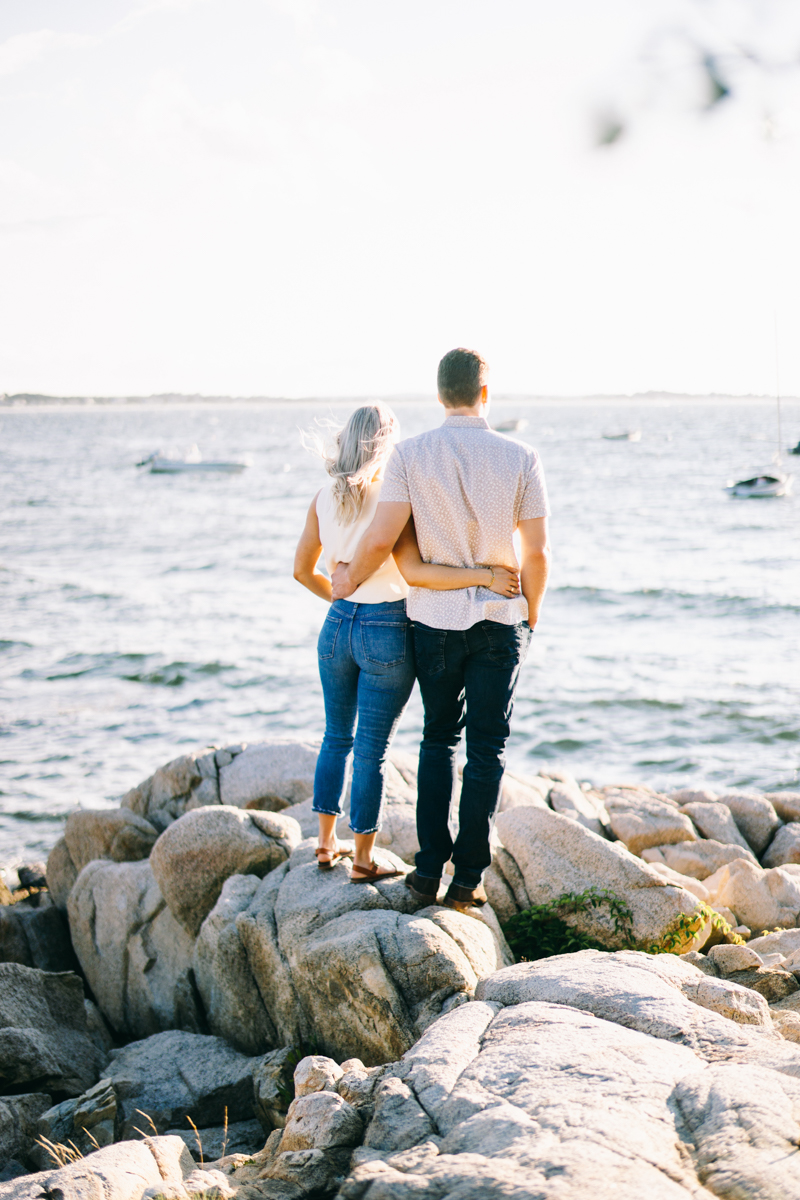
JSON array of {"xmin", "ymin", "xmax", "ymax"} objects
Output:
[
  {"xmin": 137, "ymin": 446, "xmax": 249, "ymax": 474},
  {"xmin": 724, "ymin": 474, "xmax": 791, "ymax": 498},
  {"xmin": 602, "ymin": 430, "xmax": 641, "ymax": 442},
  {"xmin": 492, "ymin": 418, "xmax": 528, "ymax": 433}
]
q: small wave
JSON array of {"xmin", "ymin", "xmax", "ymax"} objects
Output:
[
  {"xmin": 554, "ymin": 584, "xmax": 800, "ymax": 618},
  {"xmin": 23, "ymin": 652, "xmax": 236, "ymax": 686},
  {"xmin": 0, "ymin": 639, "xmax": 32, "ymax": 651}
]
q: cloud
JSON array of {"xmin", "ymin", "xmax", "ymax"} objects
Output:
[{"xmin": 0, "ymin": 29, "xmax": 95, "ymax": 78}]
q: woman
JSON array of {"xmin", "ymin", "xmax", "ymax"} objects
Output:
[{"xmin": 293, "ymin": 404, "xmax": 519, "ymax": 882}]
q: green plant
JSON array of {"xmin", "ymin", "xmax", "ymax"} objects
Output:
[
  {"xmin": 502, "ymin": 888, "xmax": 635, "ymax": 962},
  {"xmin": 646, "ymin": 903, "xmax": 744, "ymax": 954},
  {"xmin": 275, "ymin": 1041, "xmax": 321, "ymax": 1110}
]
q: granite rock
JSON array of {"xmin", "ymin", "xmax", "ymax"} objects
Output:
[
  {"xmin": 219, "ymin": 741, "xmax": 320, "ymax": 810},
  {"xmin": 193, "ymin": 874, "xmax": 277, "ymax": 1054},
  {"xmin": 235, "ymin": 846, "xmax": 510, "ymax": 1065},
  {"xmin": 68, "ymin": 859, "xmax": 201, "ymax": 1039},
  {"xmin": 766, "ymin": 792, "xmax": 800, "ymax": 824},
  {"xmin": 642, "ymin": 838, "xmax": 757, "ymax": 879},
  {"xmin": 494, "ymin": 806, "xmax": 701, "ymax": 949},
  {"xmin": 717, "ymin": 791, "xmax": 782, "ymax": 856},
  {"xmin": 104, "ymin": 1030, "xmax": 264, "ymax": 1139},
  {"xmin": 150, "ymin": 805, "xmax": 301, "ymax": 937},
  {"xmin": 762, "ymin": 822, "xmax": 800, "ymax": 869},
  {"xmin": 64, "ymin": 807, "xmax": 158, "ymax": 874},
  {"xmin": 0, "ymin": 899, "xmax": 79, "ymax": 973},
  {"xmin": 0, "ymin": 964, "xmax": 108, "ymax": 1096},
  {"xmin": 679, "ymin": 800, "xmax": 751, "ymax": 851},
  {"xmin": 602, "ymin": 787, "xmax": 697, "ymax": 855},
  {"xmin": 342, "ymin": 950, "xmax": 800, "ymax": 1200},
  {"xmin": 703, "ymin": 858, "xmax": 800, "ymax": 933},
  {"xmin": 0, "ymin": 1136, "xmax": 193, "ymax": 1200},
  {"xmin": 45, "ymin": 838, "xmax": 79, "ymax": 911},
  {"xmin": 0, "ymin": 1093, "xmax": 52, "ymax": 1173}
]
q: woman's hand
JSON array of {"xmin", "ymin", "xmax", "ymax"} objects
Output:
[{"xmin": 486, "ymin": 566, "xmax": 520, "ymax": 597}]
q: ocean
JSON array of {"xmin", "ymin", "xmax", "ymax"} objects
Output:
[{"xmin": 1, "ymin": 396, "xmax": 798, "ymax": 865}]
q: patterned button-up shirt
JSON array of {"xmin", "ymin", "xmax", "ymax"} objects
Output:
[{"xmin": 380, "ymin": 413, "xmax": 549, "ymax": 630}]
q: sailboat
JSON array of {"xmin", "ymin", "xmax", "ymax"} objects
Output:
[{"xmin": 725, "ymin": 324, "xmax": 793, "ymax": 499}]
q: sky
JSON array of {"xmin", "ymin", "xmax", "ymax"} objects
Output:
[{"xmin": 2, "ymin": 0, "xmax": 800, "ymax": 398}]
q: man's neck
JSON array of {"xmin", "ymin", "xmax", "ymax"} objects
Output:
[{"xmin": 443, "ymin": 404, "xmax": 486, "ymax": 418}]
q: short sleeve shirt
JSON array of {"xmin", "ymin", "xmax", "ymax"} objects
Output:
[{"xmin": 380, "ymin": 413, "xmax": 549, "ymax": 630}]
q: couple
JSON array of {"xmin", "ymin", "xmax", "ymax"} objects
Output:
[{"xmin": 293, "ymin": 348, "xmax": 550, "ymax": 909}]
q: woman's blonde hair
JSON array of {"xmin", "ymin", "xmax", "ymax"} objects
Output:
[{"xmin": 306, "ymin": 403, "xmax": 399, "ymax": 525}]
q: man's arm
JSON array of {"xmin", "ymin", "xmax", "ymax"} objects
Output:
[
  {"xmin": 518, "ymin": 516, "xmax": 550, "ymax": 629},
  {"xmin": 330, "ymin": 501, "xmax": 411, "ymax": 600}
]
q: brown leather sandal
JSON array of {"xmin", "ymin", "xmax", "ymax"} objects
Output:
[
  {"xmin": 315, "ymin": 846, "xmax": 352, "ymax": 871},
  {"xmin": 349, "ymin": 861, "xmax": 405, "ymax": 884}
]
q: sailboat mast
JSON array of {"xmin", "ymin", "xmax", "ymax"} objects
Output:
[{"xmin": 774, "ymin": 312, "xmax": 782, "ymax": 463}]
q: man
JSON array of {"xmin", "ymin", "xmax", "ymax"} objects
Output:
[{"xmin": 331, "ymin": 347, "xmax": 550, "ymax": 909}]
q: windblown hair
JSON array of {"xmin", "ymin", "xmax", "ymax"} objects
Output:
[{"xmin": 306, "ymin": 403, "xmax": 399, "ymax": 525}]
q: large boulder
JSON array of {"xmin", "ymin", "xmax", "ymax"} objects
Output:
[
  {"xmin": 104, "ymin": 1030, "xmax": 265, "ymax": 1139},
  {"xmin": 219, "ymin": 740, "xmax": 320, "ymax": 809},
  {"xmin": 717, "ymin": 791, "xmax": 782, "ymax": 856},
  {"xmin": 342, "ymin": 951, "xmax": 800, "ymax": 1200},
  {"xmin": 46, "ymin": 838, "xmax": 80, "ymax": 912},
  {"xmin": 123, "ymin": 751, "xmax": 210, "ymax": 824},
  {"xmin": 150, "ymin": 805, "xmax": 301, "ymax": 936},
  {"xmin": 0, "ymin": 899, "xmax": 79, "ymax": 973},
  {"xmin": 547, "ymin": 778, "xmax": 609, "ymax": 836},
  {"xmin": 678, "ymin": 800, "xmax": 751, "ymax": 851},
  {"xmin": 64, "ymin": 807, "xmax": 158, "ymax": 874},
  {"xmin": 0, "ymin": 1135, "xmax": 193, "ymax": 1200},
  {"xmin": 33, "ymin": 1078, "xmax": 118, "ymax": 1167},
  {"xmin": 0, "ymin": 964, "xmax": 108, "ymax": 1096},
  {"xmin": 234, "ymin": 846, "xmax": 511, "ymax": 1065},
  {"xmin": 602, "ymin": 786, "xmax": 697, "ymax": 855},
  {"xmin": 642, "ymin": 838, "xmax": 757, "ymax": 879},
  {"xmin": 68, "ymin": 860, "xmax": 201, "ymax": 1039},
  {"xmin": 193, "ymin": 875, "xmax": 278, "ymax": 1055},
  {"xmin": 763, "ymin": 823, "xmax": 800, "ymax": 869},
  {"xmin": 0, "ymin": 1093, "xmax": 52, "ymax": 1174},
  {"xmin": 494, "ymin": 806, "xmax": 701, "ymax": 950},
  {"xmin": 704, "ymin": 858, "xmax": 800, "ymax": 933},
  {"xmin": 767, "ymin": 792, "xmax": 800, "ymax": 823}
]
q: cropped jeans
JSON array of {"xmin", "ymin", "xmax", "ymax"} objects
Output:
[
  {"xmin": 312, "ymin": 599, "xmax": 415, "ymax": 834},
  {"xmin": 413, "ymin": 619, "xmax": 532, "ymax": 889}
]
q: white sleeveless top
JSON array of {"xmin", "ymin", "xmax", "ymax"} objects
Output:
[{"xmin": 316, "ymin": 480, "xmax": 409, "ymax": 604}]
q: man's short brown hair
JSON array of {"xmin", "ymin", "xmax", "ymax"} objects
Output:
[{"xmin": 437, "ymin": 348, "xmax": 489, "ymax": 408}]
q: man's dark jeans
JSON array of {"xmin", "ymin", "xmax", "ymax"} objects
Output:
[{"xmin": 412, "ymin": 619, "xmax": 532, "ymax": 889}]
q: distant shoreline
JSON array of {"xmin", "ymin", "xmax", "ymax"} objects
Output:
[{"xmin": 1, "ymin": 391, "xmax": 795, "ymax": 409}]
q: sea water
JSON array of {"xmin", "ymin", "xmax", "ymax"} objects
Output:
[{"xmin": 1, "ymin": 397, "xmax": 798, "ymax": 863}]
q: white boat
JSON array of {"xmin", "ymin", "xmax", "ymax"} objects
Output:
[
  {"xmin": 137, "ymin": 447, "xmax": 249, "ymax": 475},
  {"xmin": 492, "ymin": 418, "xmax": 528, "ymax": 433},
  {"xmin": 602, "ymin": 430, "xmax": 641, "ymax": 442},
  {"xmin": 724, "ymin": 474, "xmax": 791, "ymax": 498}
]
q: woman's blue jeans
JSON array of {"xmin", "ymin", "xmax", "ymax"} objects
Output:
[{"xmin": 312, "ymin": 599, "xmax": 415, "ymax": 835}]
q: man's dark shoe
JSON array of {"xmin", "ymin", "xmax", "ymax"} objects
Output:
[
  {"xmin": 404, "ymin": 870, "xmax": 440, "ymax": 902},
  {"xmin": 444, "ymin": 881, "xmax": 488, "ymax": 910}
]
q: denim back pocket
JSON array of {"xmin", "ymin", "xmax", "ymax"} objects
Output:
[
  {"xmin": 318, "ymin": 615, "xmax": 342, "ymax": 661},
  {"xmin": 412, "ymin": 624, "xmax": 448, "ymax": 677},
  {"xmin": 485, "ymin": 621, "xmax": 531, "ymax": 667},
  {"xmin": 360, "ymin": 621, "xmax": 407, "ymax": 667}
]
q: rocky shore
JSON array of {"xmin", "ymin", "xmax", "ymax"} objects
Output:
[{"xmin": 3, "ymin": 739, "xmax": 800, "ymax": 1198}]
